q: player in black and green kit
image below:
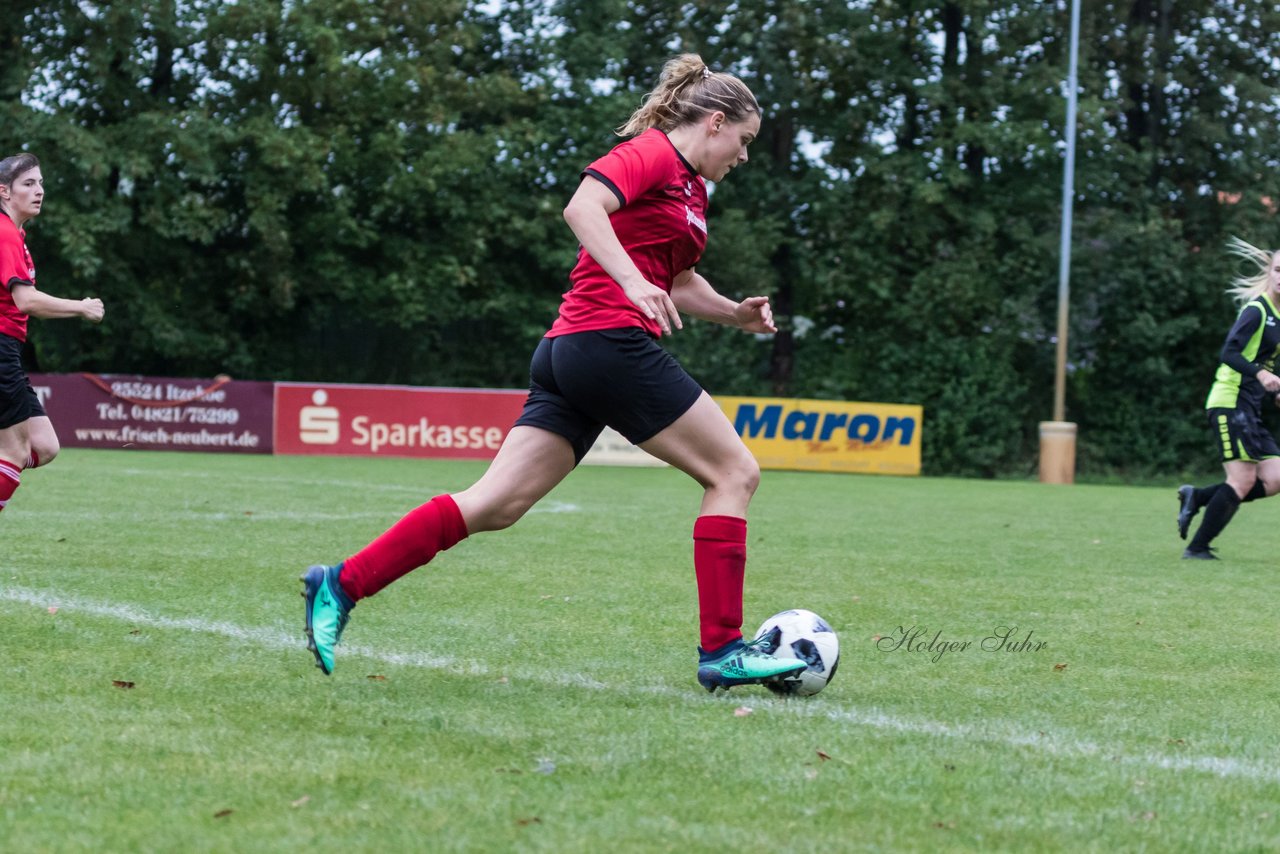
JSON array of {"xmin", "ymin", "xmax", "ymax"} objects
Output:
[{"xmin": 1177, "ymin": 237, "xmax": 1280, "ymax": 559}]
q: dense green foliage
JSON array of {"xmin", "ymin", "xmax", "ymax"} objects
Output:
[{"xmin": 5, "ymin": 1, "xmax": 1279, "ymax": 476}]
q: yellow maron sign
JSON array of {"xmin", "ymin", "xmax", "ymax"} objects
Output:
[{"xmin": 715, "ymin": 396, "xmax": 922, "ymax": 476}]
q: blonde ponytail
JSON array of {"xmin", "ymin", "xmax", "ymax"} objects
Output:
[
  {"xmin": 617, "ymin": 53, "xmax": 761, "ymax": 137},
  {"xmin": 1225, "ymin": 236, "xmax": 1280, "ymax": 305}
]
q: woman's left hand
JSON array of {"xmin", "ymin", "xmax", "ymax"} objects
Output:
[{"xmin": 734, "ymin": 296, "xmax": 776, "ymax": 334}]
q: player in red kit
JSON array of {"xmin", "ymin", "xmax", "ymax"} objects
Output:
[
  {"xmin": 0, "ymin": 153, "xmax": 106, "ymax": 515},
  {"xmin": 301, "ymin": 55, "xmax": 807, "ymax": 692}
]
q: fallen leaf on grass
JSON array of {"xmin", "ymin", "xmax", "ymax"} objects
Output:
[
  {"xmin": 1167, "ymin": 738, "xmax": 1186, "ymax": 746},
  {"xmin": 366, "ymin": 674, "xmax": 387, "ymax": 681},
  {"xmin": 816, "ymin": 750, "xmax": 832, "ymax": 761},
  {"xmin": 733, "ymin": 706, "xmax": 753, "ymax": 717},
  {"xmin": 128, "ymin": 629, "xmax": 141, "ymax": 635},
  {"xmin": 1053, "ymin": 663, "xmax": 1068, "ymax": 671},
  {"xmin": 214, "ymin": 809, "xmax": 233, "ymax": 819},
  {"xmin": 933, "ymin": 821, "xmax": 956, "ymax": 829},
  {"xmin": 516, "ymin": 817, "xmax": 542, "ymax": 826},
  {"xmin": 112, "ymin": 680, "xmax": 135, "ymax": 689},
  {"xmin": 290, "ymin": 796, "xmax": 310, "ymax": 808}
]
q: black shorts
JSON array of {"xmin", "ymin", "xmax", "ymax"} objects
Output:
[
  {"xmin": 1207, "ymin": 407, "xmax": 1280, "ymax": 462},
  {"xmin": 514, "ymin": 328, "xmax": 704, "ymax": 463},
  {"xmin": 0, "ymin": 333, "xmax": 44, "ymax": 430}
]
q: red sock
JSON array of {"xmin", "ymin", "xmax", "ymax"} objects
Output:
[
  {"xmin": 693, "ymin": 515, "xmax": 747, "ymax": 652},
  {"xmin": 0, "ymin": 460, "xmax": 21, "ymax": 512},
  {"xmin": 25, "ymin": 450, "xmax": 39, "ymax": 469},
  {"xmin": 339, "ymin": 494, "xmax": 469, "ymax": 601}
]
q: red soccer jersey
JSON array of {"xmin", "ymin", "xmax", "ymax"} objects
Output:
[
  {"xmin": 0, "ymin": 216, "xmax": 34, "ymax": 342},
  {"xmin": 547, "ymin": 128, "xmax": 709, "ymax": 339}
]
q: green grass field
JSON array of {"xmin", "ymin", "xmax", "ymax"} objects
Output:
[{"xmin": 2, "ymin": 449, "xmax": 1278, "ymax": 852}]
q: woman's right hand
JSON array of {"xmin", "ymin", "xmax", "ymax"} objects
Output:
[
  {"xmin": 80, "ymin": 298, "xmax": 105, "ymax": 323},
  {"xmin": 1258, "ymin": 368, "xmax": 1280, "ymax": 393},
  {"xmin": 621, "ymin": 277, "xmax": 682, "ymax": 336}
]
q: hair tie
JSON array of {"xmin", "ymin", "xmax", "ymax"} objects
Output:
[{"xmin": 700, "ymin": 66, "xmax": 712, "ymax": 80}]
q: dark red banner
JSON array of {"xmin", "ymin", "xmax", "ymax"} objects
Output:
[
  {"xmin": 29, "ymin": 373, "xmax": 275, "ymax": 453},
  {"xmin": 273, "ymin": 382, "xmax": 526, "ymax": 460}
]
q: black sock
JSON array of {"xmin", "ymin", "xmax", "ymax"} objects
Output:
[
  {"xmin": 1193, "ymin": 482, "xmax": 1224, "ymax": 509},
  {"xmin": 1189, "ymin": 487, "xmax": 1242, "ymax": 551},
  {"xmin": 1242, "ymin": 480, "xmax": 1267, "ymax": 502}
]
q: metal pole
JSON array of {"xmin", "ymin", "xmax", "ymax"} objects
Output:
[{"xmin": 1054, "ymin": 0, "xmax": 1080, "ymax": 423}]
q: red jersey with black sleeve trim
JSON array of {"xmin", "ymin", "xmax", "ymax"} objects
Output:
[
  {"xmin": 547, "ymin": 128, "xmax": 709, "ymax": 339},
  {"xmin": 0, "ymin": 216, "xmax": 35, "ymax": 342}
]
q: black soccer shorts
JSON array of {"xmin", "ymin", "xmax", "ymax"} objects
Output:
[
  {"xmin": 0, "ymin": 333, "xmax": 44, "ymax": 430},
  {"xmin": 514, "ymin": 327, "xmax": 703, "ymax": 463},
  {"xmin": 1207, "ymin": 406, "xmax": 1280, "ymax": 462}
]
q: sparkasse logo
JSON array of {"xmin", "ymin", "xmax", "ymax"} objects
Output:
[{"xmin": 299, "ymin": 390, "xmax": 339, "ymax": 444}]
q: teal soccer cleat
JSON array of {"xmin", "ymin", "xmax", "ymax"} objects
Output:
[
  {"xmin": 696, "ymin": 635, "xmax": 807, "ymax": 693},
  {"xmin": 301, "ymin": 564, "xmax": 355, "ymax": 675}
]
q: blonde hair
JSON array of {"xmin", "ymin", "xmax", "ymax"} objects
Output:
[
  {"xmin": 1226, "ymin": 236, "xmax": 1280, "ymax": 305},
  {"xmin": 617, "ymin": 54, "xmax": 761, "ymax": 137}
]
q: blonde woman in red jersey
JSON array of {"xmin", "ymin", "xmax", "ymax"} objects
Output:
[
  {"xmin": 0, "ymin": 153, "xmax": 105, "ymax": 515},
  {"xmin": 302, "ymin": 55, "xmax": 807, "ymax": 691}
]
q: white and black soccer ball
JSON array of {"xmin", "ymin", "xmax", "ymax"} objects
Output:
[{"xmin": 753, "ymin": 609, "xmax": 840, "ymax": 696}]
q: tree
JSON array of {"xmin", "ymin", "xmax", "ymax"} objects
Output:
[
  {"xmin": 7, "ymin": 0, "xmax": 1279, "ymax": 476},
  {"xmin": 10, "ymin": 0, "xmax": 556, "ymax": 386}
]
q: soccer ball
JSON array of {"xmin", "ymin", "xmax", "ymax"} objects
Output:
[{"xmin": 753, "ymin": 609, "xmax": 840, "ymax": 696}]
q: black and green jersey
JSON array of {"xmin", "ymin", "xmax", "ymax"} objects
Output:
[{"xmin": 1206, "ymin": 294, "xmax": 1280, "ymax": 411}]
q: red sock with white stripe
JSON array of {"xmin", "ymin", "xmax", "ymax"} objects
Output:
[
  {"xmin": 693, "ymin": 515, "xmax": 748, "ymax": 652},
  {"xmin": 338, "ymin": 494, "xmax": 469, "ymax": 601},
  {"xmin": 0, "ymin": 459, "xmax": 21, "ymax": 512},
  {"xmin": 25, "ymin": 450, "xmax": 40, "ymax": 469}
]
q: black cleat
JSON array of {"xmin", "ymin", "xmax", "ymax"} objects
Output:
[
  {"xmin": 1176, "ymin": 484, "xmax": 1197, "ymax": 541},
  {"xmin": 1182, "ymin": 546, "xmax": 1218, "ymax": 560}
]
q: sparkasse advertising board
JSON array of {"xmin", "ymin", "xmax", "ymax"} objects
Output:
[{"xmin": 273, "ymin": 382, "xmax": 527, "ymax": 460}]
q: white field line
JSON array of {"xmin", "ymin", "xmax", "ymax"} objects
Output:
[
  {"xmin": 31, "ymin": 510, "xmax": 418, "ymax": 522},
  {"xmin": 3, "ymin": 584, "xmax": 1278, "ymax": 785},
  {"xmin": 54, "ymin": 469, "xmax": 585, "ymax": 518},
  {"xmin": 24, "ymin": 502, "xmax": 580, "ymax": 523},
  {"xmin": 116, "ymin": 468, "xmax": 451, "ymax": 494},
  {"xmin": 114, "ymin": 468, "xmax": 582, "ymax": 513}
]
